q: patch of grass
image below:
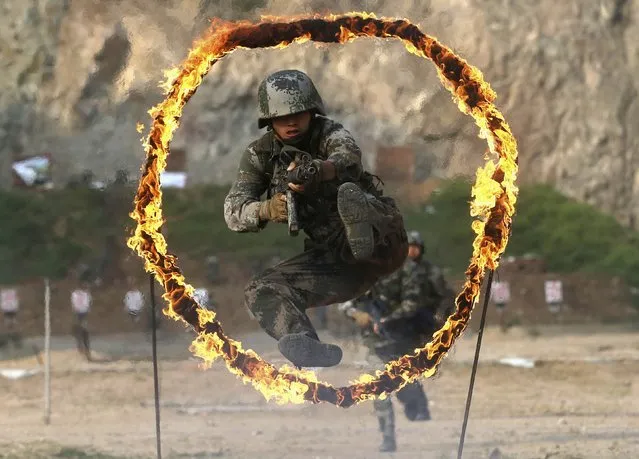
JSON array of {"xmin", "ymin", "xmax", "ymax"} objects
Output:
[
  {"xmin": 0, "ymin": 445, "xmax": 134, "ymax": 459},
  {"xmin": 53, "ymin": 447, "xmax": 126, "ymax": 458}
]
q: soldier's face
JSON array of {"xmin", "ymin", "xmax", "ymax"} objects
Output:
[
  {"xmin": 271, "ymin": 111, "xmax": 312, "ymax": 141},
  {"xmin": 408, "ymin": 244, "xmax": 421, "ymax": 259}
]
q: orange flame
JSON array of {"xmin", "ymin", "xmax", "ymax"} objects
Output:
[{"xmin": 127, "ymin": 12, "xmax": 519, "ymax": 407}]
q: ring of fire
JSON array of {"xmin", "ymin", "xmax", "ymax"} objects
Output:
[{"xmin": 127, "ymin": 12, "xmax": 519, "ymax": 407}]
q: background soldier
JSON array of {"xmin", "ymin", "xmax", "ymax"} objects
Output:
[
  {"xmin": 71, "ymin": 281, "xmax": 92, "ymax": 361},
  {"xmin": 341, "ymin": 230, "xmax": 453, "ymax": 452},
  {"xmin": 124, "ymin": 277, "xmax": 145, "ymax": 322},
  {"xmin": 0, "ymin": 287, "xmax": 22, "ymax": 349},
  {"xmin": 224, "ymin": 69, "xmax": 408, "ymax": 368}
]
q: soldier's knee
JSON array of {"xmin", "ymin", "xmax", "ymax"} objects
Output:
[
  {"xmin": 244, "ymin": 277, "xmax": 283, "ymax": 315},
  {"xmin": 244, "ymin": 277, "xmax": 265, "ymax": 313}
]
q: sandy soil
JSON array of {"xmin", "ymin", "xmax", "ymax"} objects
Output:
[{"xmin": 1, "ymin": 324, "xmax": 639, "ymax": 459}]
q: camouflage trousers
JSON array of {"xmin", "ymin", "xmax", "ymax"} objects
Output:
[
  {"xmin": 368, "ymin": 342, "xmax": 431, "ymax": 439},
  {"xmin": 244, "ymin": 195, "xmax": 407, "ymax": 341}
]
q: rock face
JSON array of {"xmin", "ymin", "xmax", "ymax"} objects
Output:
[{"xmin": 1, "ymin": 0, "xmax": 638, "ymax": 227}]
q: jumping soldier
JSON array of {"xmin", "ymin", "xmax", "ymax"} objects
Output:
[
  {"xmin": 224, "ymin": 69, "xmax": 408, "ymax": 368},
  {"xmin": 340, "ymin": 230, "xmax": 454, "ymax": 452}
]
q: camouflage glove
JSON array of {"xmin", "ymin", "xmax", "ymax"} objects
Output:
[
  {"xmin": 258, "ymin": 193, "xmax": 288, "ymax": 223},
  {"xmin": 350, "ymin": 310, "xmax": 372, "ymax": 328}
]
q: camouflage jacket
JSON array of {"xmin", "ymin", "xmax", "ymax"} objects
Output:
[
  {"xmin": 340, "ymin": 256, "xmax": 452, "ymax": 346},
  {"xmin": 374, "ymin": 256, "xmax": 441, "ymax": 320},
  {"xmin": 224, "ymin": 116, "xmax": 381, "ymax": 246}
]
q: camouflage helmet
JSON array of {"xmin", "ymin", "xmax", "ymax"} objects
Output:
[
  {"xmin": 407, "ymin": 230, "xmax": 425, "ymax": 250},
  {"xmin": 257, "ymin": 69, "xmax": 326, "ymax": 129}
]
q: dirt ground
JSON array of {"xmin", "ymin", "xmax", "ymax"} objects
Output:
[{"xmin": 1, "ymin": 322, "xmax": 639, "ymax": 459}]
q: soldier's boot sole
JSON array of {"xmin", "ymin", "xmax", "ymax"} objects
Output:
[
  {"xmin": 379, "ymin": 435, "xmax": 397, "ymax": 453},
  {"xmin": 337, "ymin": 183, "xmax": 375, "ymax": 261},
  {"xmin": 277, "ymin": 333, "xmax": 343, "ymax": 368}
]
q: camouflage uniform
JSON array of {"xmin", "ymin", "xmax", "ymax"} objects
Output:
[
  {"xmin": 224, "ymin": 70, "xmax": 407, "ymax": 368},
  {"xmin": 341, "ymin": 231, "xmax": 452, "ymax": 452}
]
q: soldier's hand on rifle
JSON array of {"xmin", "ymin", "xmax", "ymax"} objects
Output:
[
  {"xmin": 286, "ymin": 159, "xmax": 322, "ymax": 195},
  {"xmin": 374, "ymin": 316, "xmax": 390, "ymax": 336},
  {"xmin": 258, "ymin": 193, "xmax": 288, "ymax": 223}
]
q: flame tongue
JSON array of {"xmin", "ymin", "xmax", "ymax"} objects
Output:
[{"xmin": 127, "ymin": 12, "xmax": 519, "ymax": 407}]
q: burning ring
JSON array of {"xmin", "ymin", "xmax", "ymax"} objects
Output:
[{"xmin": 127, "ymin": 12, "xmax": 519, "ymax": 407}]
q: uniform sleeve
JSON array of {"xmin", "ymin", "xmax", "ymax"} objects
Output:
[
  {"xmin": 321, "ymin": 120, "xmax": 363, "ymax": 182},
  {"xmin": 223, "ymin": 144, "xmax": 269, "ymax": 233}
]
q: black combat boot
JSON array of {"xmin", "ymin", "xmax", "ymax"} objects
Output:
[
  {"xmin": 398, "ymin": 381, "xmax": 431, "ymax": 421},
  {"xmin": 337, "ymin": 182, "xmax": 375, "ymax": 261},
  {"xmin": 277, "ymin": 331, "xmax": 343, "ymax": 368}
]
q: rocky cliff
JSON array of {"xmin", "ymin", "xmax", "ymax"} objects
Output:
[{"xmin": 1, "ymin": 0, "xmax": 638, "ymax": 227}]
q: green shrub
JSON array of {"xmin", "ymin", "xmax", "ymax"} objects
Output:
[
  {"xmin": 402, "ymin": 179, "xmax": 639, "ymax": 287},
  {"xmin": 1, "ymin": 179, "xmax": 638, "ymax": 288}
]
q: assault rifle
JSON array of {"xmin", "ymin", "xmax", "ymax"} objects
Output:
[
  {"xmin": 362, "ymin": 296, "xmax": 438, "ymax": 342},
  {"xmin": 277, "ymin": 145, "xmax": 319, "ymax": 237}
]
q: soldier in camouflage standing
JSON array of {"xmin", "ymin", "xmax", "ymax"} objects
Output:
[
  {"xmin": 340, "ymin": 230, "xmax": 454, "ymax": 452},
  {"xmin": 224, "ymin": 69, "xmax": 408, "ymax": 368}
]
